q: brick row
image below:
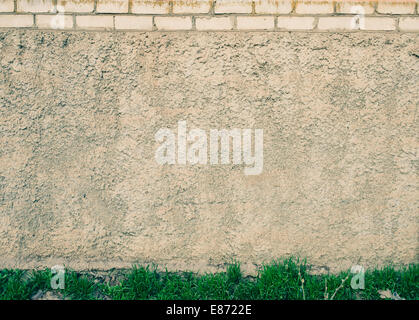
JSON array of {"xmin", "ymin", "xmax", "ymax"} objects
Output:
[
  {"xmin": 1, "ymin": 1, "xmax": 416, "ymax": 15},
  {"xmin": 1, "ymin": 14, "xmax": 417, "ymax": 32}
]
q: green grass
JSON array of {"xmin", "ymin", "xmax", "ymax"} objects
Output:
[{"xmin": 0, "ymin": 258, "xmax": 417, "ymax": 300}]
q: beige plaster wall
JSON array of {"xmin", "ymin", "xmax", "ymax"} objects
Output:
[{"xmin": 0, "ymin": 30, "xmax": 417, "ymax": 274}]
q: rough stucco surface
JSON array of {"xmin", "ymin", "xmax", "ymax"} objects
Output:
[{"xmin": 0, "ymin": 30, "xmax": 418, "ymax": 274}]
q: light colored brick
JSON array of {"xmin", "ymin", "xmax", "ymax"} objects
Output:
[
  {"xmin": 376, "ymin": 3, "xmax": 416, "ymax": 15},
  {"xmin": 0, "ymin": 0, "xmax": 14, "ymax": 12},
  {"xmin": 399, "ymin": 17, "xmax": 419, "ymax": 32},
  {"xmin": 0, "ymin": 14, "xmax": 33, "ymax": 27},
  {"xmin": 277, "ymin": 17, "xmax": 315, "ymax": 30},
  {"xmin": 336, "ymin": 2, "xmax": 375, "ymax": 15},
  {"xmin": 237, "ymin": 16, "xmax": 275, "ymax": 30},
  {"xmin": 362, "ymin": 17, "xmax": 396, "ymax": 31},
  {"xmin": 57, "ymin": 0, "xmax": 94, "ymax": 13},
  {"xmin": 318, "ymin": 17, "xmax": 358, "ymax": 31},
  {"xmin": 115, "ymin": 15, "xmax": 152, "ymax": 30},
  {"xmin": 76, "ymin": 15, "xmax": 114, "ymax": 30},
  {"xmin": 214, "ymin": 0, "xmax": 252, "ymax": 14},
  {"xmin": 173, "ymin": 0, "xmax": 211, "ymax": 14},
  {"xmin": 195, "ymin": 16, "xmax": 233, "ymax": 31},
  {"xmin": 17, "ymin": 0, "xmax": 54, "ymax": 13},
  {"xmin": 131, "ymin": 0, "xmax": 170, "ymax": 14},
  {"xmin": 254, "ymin": 0, "xmax": 292, "ymax": 14},
  {"xmin": 155, "ymin": 16, "xmax": 192, "ymax": 31},
  {"xmin": 96, "ymin": 0, "xmax": 128, "ymax": 13},
  {"xmin": 36, "ymin": 14, "xmax": 73, "ymax": 29},
  {"xmin": 295, "ymin": 1, "xmax": 334, "ymax": 14}
]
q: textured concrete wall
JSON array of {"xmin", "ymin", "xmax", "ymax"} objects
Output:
[
  {"xmin": 1, "ymin": 0, "xmax": 419, "ymax": 32},
  {"xmin": 0, "ymin": 30, "xmax": 418, "ymax": 274}
]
